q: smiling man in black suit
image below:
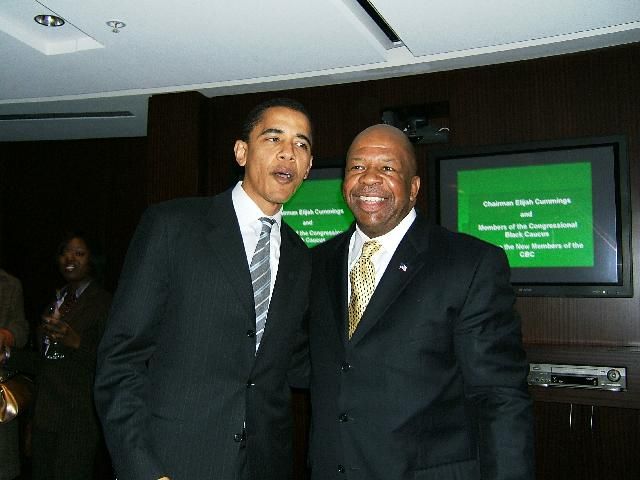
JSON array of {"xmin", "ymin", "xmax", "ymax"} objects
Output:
[
  {"xmin": 308, "ymin": 124, "xmax": 534, "ymax": 480},
  {"xmin": 95, "ymin": 98, "xmax": 313, "ymax": 480}
]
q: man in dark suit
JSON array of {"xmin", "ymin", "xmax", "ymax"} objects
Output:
[
  {"xmin": 94, "ymin": 98, "xmax": 314, "ymax": 480},
  {"xmin": 308, "ymin": 124, "xmax": 534, "ymax": 480}
]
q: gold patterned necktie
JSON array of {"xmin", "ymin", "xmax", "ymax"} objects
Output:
[{"xmin": 348, "ymin": 240, "xmax": 381, "ymax": 339}]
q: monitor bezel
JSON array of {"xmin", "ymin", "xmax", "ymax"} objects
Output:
[{"xmin": 427, "ymin": 135, "xmax": 633, "ymax": 298}]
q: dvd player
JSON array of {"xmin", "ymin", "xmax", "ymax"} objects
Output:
[{"xmin": 528, "ymin": 363, "xmax": 626, "ymax": 391}]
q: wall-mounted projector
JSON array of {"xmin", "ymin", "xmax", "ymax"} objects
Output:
[{"xmin": 381, "ymin": 108, "xmax": 449, "ymax": 144}]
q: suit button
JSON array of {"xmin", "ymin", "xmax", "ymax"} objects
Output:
[
  {"xmin": 337, "ymin": 464, "xmax": 345, "ymax": 473},
  {"xmin": 246, "ymin": 329, "xmax": 255, "ymax": 338},
  {"xmin": 233, "ymin": 433, "xmax": 243, "ymax": 442},
  {"xmin": 340, "ymin": 362, "xmax": 351, "ymax": 372},
  {"xmin": 338, "ymin": 413, "xmax": 349, "ymax": 423},
  {"xmin": 246, "ymin": 381, "xmax": 255, "ymax": 388}
]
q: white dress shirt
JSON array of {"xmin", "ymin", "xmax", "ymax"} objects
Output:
[
  {"xmin": 232, "ymin": 181, "xmax": 282, "ymax": 298},
  {"xmin": 347, "ymin": 208, "xmax": 417, "ymax": 299}
]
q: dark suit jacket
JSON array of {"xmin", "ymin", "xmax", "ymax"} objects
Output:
[
  {"xmin": 94, "ymin": 189, "xmax": 310, "ymax": 480},
  {"xmin": 308, "ymin": 215, "xmax": 534, "ymax": 480},
  {"xmin": 34, "ymin": 281, "xmax": 112, "ymax": 435},
  {"xmin": 7, "ymin": 280, "xmax": 111, "ymax": 479}
]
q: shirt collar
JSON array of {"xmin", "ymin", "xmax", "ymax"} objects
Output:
[
  {"xmin": 351, "ymin": 208, "xmax": 417, "ymax": 258},
  {"xmin": 232, "ymin": 181, "xmax": 282, "ymax": 228},
  {"xmin": 58, "ymin": 279, "xmax": 91, "ymax": 300}
]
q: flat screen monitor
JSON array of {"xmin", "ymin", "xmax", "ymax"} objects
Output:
[
  {"xmin": 282, "ymin": 167, "xmax": 353, "ymax": 247},
  {"xmin": 429, "ymin": 136, "xmax": 633, "ymax": 297}
]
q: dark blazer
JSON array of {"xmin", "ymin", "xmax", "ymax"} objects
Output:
[
  {"xmin": 94, "ymin": 189, "xmax": 310, "ymax": 480},
  {"xmin": 33, "ymin": 281, "xmax": 112, "ymax": 434},
  {"xmin": 308, "ymin": 215, "xmax": 534, "ymax": 480},
  {"xmin": 7, "ymin": 280, "xmax": 112, "ymax": 480}
]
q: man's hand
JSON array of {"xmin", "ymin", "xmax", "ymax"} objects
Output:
[{"xmin": 0, "ymin": 328, "xmax": 13, "ymax": 363}]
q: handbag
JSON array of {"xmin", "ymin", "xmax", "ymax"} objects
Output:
[{"xmin": 0, "ymin": 368, "xmax": 34, "ymax": 423}]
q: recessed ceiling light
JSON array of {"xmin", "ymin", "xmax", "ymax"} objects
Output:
[{"xmin": 34, "ymin": 15, "xmax": 65, "ymax": 27}]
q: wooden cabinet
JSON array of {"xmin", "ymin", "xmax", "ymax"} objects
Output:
[
  {"xmin": 534, "ymin": 401, "xmax": 640, "ymax": 479},
  {"xmin": 527, "ymin": 346, "xmax": 640, "ymax": 479}
]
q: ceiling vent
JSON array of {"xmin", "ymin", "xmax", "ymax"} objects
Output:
[{"xmin": 0, "ymin": 111, "xmax": 135, "ymax": 121}]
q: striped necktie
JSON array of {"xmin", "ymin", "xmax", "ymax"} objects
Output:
[
  {"xmin": 250, "ymin": 217, "xmax": 275, "ymax": 351},
  {"xmin": 348, "ymin": 240, "xmax": 381, "ymax": 339},
  {"xmin": 58, "ymin": 288, "xmax": 78, "ymax": 317}
]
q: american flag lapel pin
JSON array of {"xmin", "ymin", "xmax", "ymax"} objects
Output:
[{"xmin": 399, "ymin": 263, "xmax": 408, "ymax": 272}]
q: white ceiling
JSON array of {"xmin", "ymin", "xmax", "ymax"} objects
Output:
[{"xmin": 1, "ymin": 0, "xmax": 639, "ymax": 142}]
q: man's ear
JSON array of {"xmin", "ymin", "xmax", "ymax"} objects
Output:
[
  {"xmin": 410, "ymin": 176, "xmax": 421, "ymax": 203},
  {"xmin": 234, "ymin": 140, "xmax": 247, "ymax": 167},
  {"xmin": 304, "ymin": 156, "xmax": 313, "ymax": 179}
]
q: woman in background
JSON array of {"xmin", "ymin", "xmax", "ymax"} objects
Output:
[{"xmin": 25, "ymin": 231, "xmax": 111, "ymax": 479}]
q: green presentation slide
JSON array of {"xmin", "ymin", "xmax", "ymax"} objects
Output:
[
  {"xmin": 457, "ymin": 162, "xmax": 594, "ymax": 268},
  {"xmin": 283, "ymin": 178, "xmax": 354, "ymax": 247}
]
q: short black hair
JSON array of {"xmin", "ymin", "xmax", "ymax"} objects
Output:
[{"xmin": 240, "ymin": 97, "xmax": 313, "ymax": 145}]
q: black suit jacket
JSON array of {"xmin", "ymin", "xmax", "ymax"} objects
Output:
[
  {"xmin": 34, "ymin": 281, "xmax": 112, "ymax": 434},
  {"xmin": 308, "ymin": 215, "xmax": 534, "ymax": 480},
  {"xmin": 95, "ymin": 189, "xmax": 310, "ymax": 480},
  {"xmin": 8, "ymin": 280, "xmax": 112, "ymax": 478}
]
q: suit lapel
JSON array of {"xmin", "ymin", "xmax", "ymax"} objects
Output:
[
  {"xmin": 205, "ymin": 190, "xmax": 254, "ymax": 317},
  {"xmin": 62, "ymin": 282, "xmax": 98, "ymax": 330},
  {"xmin": 349, "ymin": 217, "xmax": 431, "ymax": 345},
  {"xmin": 327, "ymin": 231, "xmax": 351, "ymax": 345}
]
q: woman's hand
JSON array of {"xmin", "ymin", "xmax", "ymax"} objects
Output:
[{"xmin": 42, "ymin": 311, "xmax": 81, "ymax": 349}]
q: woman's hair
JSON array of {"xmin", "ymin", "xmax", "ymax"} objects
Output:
[{"xmin": 56, "ymin": 229, "xmax": 106, "ymax": 283}]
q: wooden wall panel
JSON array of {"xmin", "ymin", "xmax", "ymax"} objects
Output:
[
  {"xmin": 0, "ymin": 137, "xmax": 146, "ymax": 324},
  {"xmin": 146, "ymin": 91, "xmax": 209, "ymax": 202}
]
